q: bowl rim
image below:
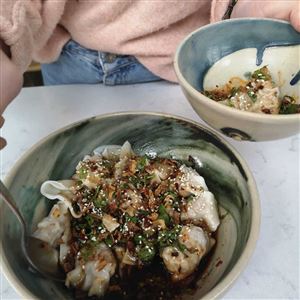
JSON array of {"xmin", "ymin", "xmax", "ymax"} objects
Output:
[
  {"xmin": 174, "ymin": 17, "xmax": 300, "ymax": 122},
  {"xmin": 0, "ymin": 111, "xmax": 261, "ymax": 300}
]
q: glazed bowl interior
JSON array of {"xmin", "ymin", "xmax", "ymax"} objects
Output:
[
  {"xmin": 174, "ymin": 19, "xmax": 300, "ymax": 141},
  {"xmin": 177, "ymin": 18, "xmax": 300, "ymax": 97},
  {"xmin": 204, "ymin": 46, "xmax": 299, "ymax": 99},
  {"xmin": 0, "ymin": 113, "xmax": 259, "ymax": 299}
]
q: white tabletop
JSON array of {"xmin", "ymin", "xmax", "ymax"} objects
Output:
[{"xmin": 1, "ymin": 82, "xmax": 299, "ymax": 299}]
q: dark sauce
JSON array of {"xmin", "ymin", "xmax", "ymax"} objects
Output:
[{"xmin": 73, "ymin": 236, "xmax": 216, "ymax": 300}]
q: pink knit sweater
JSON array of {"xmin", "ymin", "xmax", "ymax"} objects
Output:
[{"xmin": 0, "ymin": 0, "xmax": 229, "ymax": 82}]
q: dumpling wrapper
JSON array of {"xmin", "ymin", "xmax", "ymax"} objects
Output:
[
  {"xmin": 32, "ymin": 202, "xmax": 69, "ymax": 247},
  {"xmin": 66, "ymin": 243, "xmax": 116, "ymax": 297},
  {"xmin": 40, "ymin": 180, "xmax": 81, "ymax": 218},
  {"xmin": 161, "ymin": 225, "xmax": 211, "ymax": 281},
  {"xmin": 181, "ymin": 191, "xmax": 220, "ymax": 232},
  {"xmin": 179, "ymin": 165, "xmax": 220, "ymax": 232},
  {"xmin": 93, "ymin": 145, "xmax": 122, "ymax": 158},
  {"xmin": 114, "ymin": 141, "xmax": 135, "ymax": 178}
]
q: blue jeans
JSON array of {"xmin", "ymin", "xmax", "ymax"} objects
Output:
[{"xmin": 41, "ymin": 40, "xmax": 162, "ymax": 85}]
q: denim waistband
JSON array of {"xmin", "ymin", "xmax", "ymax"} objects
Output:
[{"xmin": 42, "ymin": 40, "xmax": 161, "ymax": 86}]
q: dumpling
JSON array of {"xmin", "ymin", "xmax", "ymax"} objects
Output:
[
  {"xmin": 180, "ymin": 191, "xmax": 220, "ymax": 232},
  {"xmin": 114, "ymin": 141, "xmax": 134, "ymax": 178},
  {"xmin": 32, "ymin": 201, "xmax": 69, "ymax": 247},
  {"xmin": 66, "ymin": 243, "xmax": 117, "ymax": 297},
  {"xmin": 178, "ymin": 166, "xmax": 220, "ymax": 232},
  {"xmin": 161, "ymin": 225, "xmax": 212, "ymax": 281},
  {"xmin": 40, "ymin": 180, "xmax": 81, "ymax": 218}
]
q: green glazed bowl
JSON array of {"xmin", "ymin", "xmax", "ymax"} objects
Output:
[{"xmin": 0, "ymin": 112, "xmax": 260, "ymax": 299}]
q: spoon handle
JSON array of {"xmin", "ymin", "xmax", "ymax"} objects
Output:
[
  {"xmin": 0, "ymin": 180, "xmax": 66, "ymax": 280},
  {"xmin": 0, "ymin": 180, "xmax": 27, "ymax": 234}
]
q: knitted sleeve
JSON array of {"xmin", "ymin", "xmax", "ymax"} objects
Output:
[{"xmin": 0, "ymin": 0, "xmax": 68, "ymax": 72}]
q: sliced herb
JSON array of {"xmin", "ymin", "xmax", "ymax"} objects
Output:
[
  {"xmin": 84, "ymin": 215, "xmax": 94, "ymax": 227},
  {"xmin": 138, "ymin": 210, "xmax": 150, "ymax": 217},
  {"xmin": 279, "ymin": 96, "xmax": 300, "ymax": 114},
  {"xmin": 120, "ymin": 182, "xmax": 129, "ymax": 190},
  {"xmin": 80, "ymin": 247, "xmax": 94, "ymax": 261},
  {"xmin": 82, "ymin": 189, "xmax": 93, "ymax": 200},
  {"xmin": 251, "ymin": 66, "xmax": 271, "ymax": 81},
  {"xmin": 102, "ymin": 160, "xmax": 112, "ymax": 169},
  {"xmin": 176, "ymin": 242, "xmax": 187, "ymax": 252},
  {"xmin": 164, "ymin": 191, "xmax": 179, "ymax": 199},
  {"xmin": 229, "ymin": 87, "xmax": 239, "ymax": 98},
  {"xmin": 77, "ymin": 166, "xmax": 88, "ymax": 180},
  {"xmin": 129, "ymin": 176, "xmax": 140, "ymax": 188},
  {"xmin": 137, "ymin": 156, "xmax": 149, "ymax": 171},
  {"xmin": 158, "ymin": 204, "xmax": 170, "ymax": 226},
  {"xmin": 104, "ymin": 236, "xmax": 114, "ymax": 247},
  {"xmin": 138, "ymin": 245, "xmax": 156, "ymax": 263},
  {"xmin": 227, "ymin": 99, "xmax": 235, "ymax": 107},
  {"xmin": 143, "ymin": 173, "xmax": 155, "ymax": 184},
  {"xmin": 131, "ymin": 216, "xmax": 138, "ymax": 223},
  {"xmin": 80, "ymin": 241, "xmax": 99, "ymax": 261},
  {"xmin": 125, "ymin": 214, "xmax": 138, "ymax": 224},
  {"xmin": 93, "ymin": 186, "xmax": 101, "ymax": 198},
  {"xmin": 134, "ymin": 234, "xmax": 146, "ymax": 245},
  {"xmin": 279, "ymin": 103, "xmax": 300, "ymax": 114},
  {"xmin": 158, "ymin": 225, "xmax": 182, "ymax": 248},
  {"xmin": 172, "ymin": 198, "xmax": 180, "ymax": 211},
  {"xmin": 186, "ymin": 194, "xmax": 195, "ymax": 202},
  {"xmin": 247, "ymin": 90, "xmax": 257, "ymax": 102},
  {"xmin": 94, "ymin": 198, "xmax": 108, "ymax": 209}
]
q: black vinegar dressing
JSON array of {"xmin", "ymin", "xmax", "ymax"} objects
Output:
[{"xmin": 74, "ymin": 237, "xmax": 217, "ymax": 300}]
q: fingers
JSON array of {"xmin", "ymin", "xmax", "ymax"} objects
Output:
[
  {"xmin": 231, "ymin": 0, "xmax": 300, "ymax": 32},
  {"xmin": 290, "ymin": 7, "xmax": 300, "ymax": 32},
  {"xmin": 0, "ymin": 49, "xmax": 23, "ymax": 115},
  {"xmin": 0, "ymin": 116, "xmax": 4, "ymax": 127},
  {"xmin": 0, "ymin": 116, "xmax": 6, "ymax": 149},
  {"xmin": 0, "ymin": 137, "xmax": 6, "ymax": 150}
]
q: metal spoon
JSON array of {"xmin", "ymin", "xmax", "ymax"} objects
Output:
[{"xmin": 0, "ymin": 180, "xmax": 65, "ymax": 281}]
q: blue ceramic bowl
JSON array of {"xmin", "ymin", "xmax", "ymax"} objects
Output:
[
  {"xmin": 0, "ymin": 113, "xmax": 260, "ymax": 299},
  {"xmin": 174, "ymin": 19, "xmax": 300, "ymax": 141}
]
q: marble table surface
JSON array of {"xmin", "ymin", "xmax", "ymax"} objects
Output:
[{"xmin": 1, "ymin": 82, "xmax": 299, "ymax": 299}]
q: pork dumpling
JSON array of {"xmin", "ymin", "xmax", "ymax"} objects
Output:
[
  {"xmin": 66, "ymin": 243, "xmax": 117, "ymax": 297},
  {"xmin": 177, "ymin": 165, "xmax": 208, "ymax": 197},
  {"xmin": 161, "ymin": 246, "xmax": 199, "ymax": 281},
  {"xmin": 181, "ymin": 191, "xmax": 220, "ymax": 232},
  {"xmin": 32, "ymin": 201, "xmax": 69, "ymax": 247},
  {"xmin": 114, "ymin": 141, "xmax": 135, "ymax": 178},
  {"xmin": 178, "ymin": 166, "xmax": 220, "ymax": 232},
  {"xmin": 161, "ymin": 225, "xmax": 211, "ymax": 281}
]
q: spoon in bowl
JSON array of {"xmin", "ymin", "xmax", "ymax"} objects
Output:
[{"xmin": 0, "ymin": 180, "xmax": 65, "ymax": 282}]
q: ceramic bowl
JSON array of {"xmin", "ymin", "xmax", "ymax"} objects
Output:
[
  {"xmin": 174, "ymin": 19, "xmax": 300, "ymax": 141},
  {"xmin": 0, "ymin": 112, "xmax": 260, "ymax": 299}
]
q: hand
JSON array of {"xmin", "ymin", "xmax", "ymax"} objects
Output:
[
  {"xmin": 1, "ymin": 40, "xmax": 23, "ymax": 149},
  {"xmin": 0, "ymin": 116, "xmax": 6, "ymax": 149},
  {"xmin": 231, "ymin": 0, "xmax": 300, "ymax": 32},
  {"xmin": 0, "ymin": 42, "xmax": 23, "ymax": 115}
]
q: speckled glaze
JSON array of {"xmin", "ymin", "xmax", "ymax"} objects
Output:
[
  {"xmin": 174, "ymin": 19, "xmax": 300, "ymax": 141},
  {"xmin": 0, "ymin": 112, "xmax": 260, "ymax": 300}
]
